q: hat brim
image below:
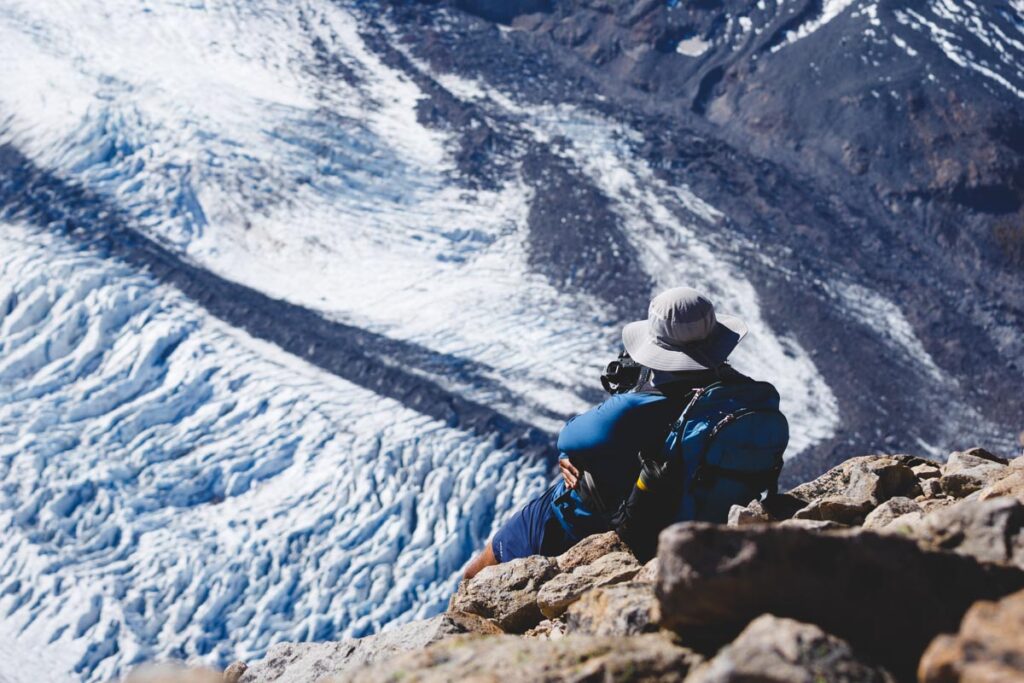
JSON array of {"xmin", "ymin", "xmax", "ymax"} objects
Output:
[{"xmin": 621, "ymin": 313, "xmax": 748, "ymax": 372}]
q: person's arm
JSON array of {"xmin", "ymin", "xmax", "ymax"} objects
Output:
[
  {"xmin": 556, "ymin": 395, "xmax": 638, "ymax": 490},
  {"xmin": 557, "ymin": 394, "xmax": 641, "ymax": 457}
]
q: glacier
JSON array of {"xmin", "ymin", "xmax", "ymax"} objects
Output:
[
  {"xmin": 0, "ymin": 0, "xmax": 908, "ymax": 680},
  {"xmin": 0, "ymin": 222, "xmax": 549, "ymax": 681}
]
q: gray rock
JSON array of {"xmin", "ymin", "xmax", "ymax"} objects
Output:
[
  {"xmin": 555, "ymin": 530, "xmax": 632, "ymax": 571},
  {"xmin": 537, "ymin": 551, "xmax": 640, "ymax": 618},
  {"xmin": 449, "ymin": 555, "xmax": 558, "ymax": 632},
  {"xmin": 905, "ymin": 497, "xmax": 1024, "ymax": 568},
  {"xmin": 656, "ymin": 522, "xmax": 1024, "ymax": 680},
  {"xmin": 686, "ymin": 614, "xmax": 894, "ymax": 683},
  {"xmin": 239, "ymin": 612, "xmax": 502, "ymax": 682},
  {"xmin": 862, "ymin": 497, "xmax": 921, "ymax": 530},
  {"xmin": 564, "ymin": 581, "xmax": 658, "ymax": 636},
  {"xmin": 940, "ymin": 450, "xmax": 1008, "ymax": 498},
  {"xmin": 348, "ymin": 633, "xmax": 703, "ymax": 682}
]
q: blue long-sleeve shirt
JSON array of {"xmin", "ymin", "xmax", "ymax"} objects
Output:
[{"xmin": 551, "ymin": 391, "xmax": 689, "ymax": 538}]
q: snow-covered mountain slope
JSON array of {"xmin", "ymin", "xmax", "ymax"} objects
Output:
[{"xmin": 0, "ymin": 0, "xmax": 1021, "ymax": 681}]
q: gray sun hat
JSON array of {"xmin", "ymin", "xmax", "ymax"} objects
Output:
[{"xmin": 622, "ymin": 287, "xmax": 748, "ymax": 372}]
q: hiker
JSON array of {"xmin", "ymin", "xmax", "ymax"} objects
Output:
[{"xmin": 463, "ymin": 287, "xmax": 789, "ymax": 579}]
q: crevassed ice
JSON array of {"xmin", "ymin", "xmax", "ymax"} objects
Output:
[
  {"xmin": 0, "ymin": 223, "xmax": 548, "ymax": 683},
  {"xmin": 0, "ymin": 0, "xmax": 611, "ymax": 428}
]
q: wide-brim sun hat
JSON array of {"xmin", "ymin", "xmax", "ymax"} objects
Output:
[{"xmin": 622, "ymin": 287, "xmax": 748, "ymax": 372}]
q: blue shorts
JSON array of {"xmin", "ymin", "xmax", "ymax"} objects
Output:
[{"xmin": 491, "ymin": 481, "xmax": 570, "ymax": 562}]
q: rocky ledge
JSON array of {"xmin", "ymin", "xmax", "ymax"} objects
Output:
[{"xmin": 144, "ymin": 447, "xmax": 1024, "ymax": 683}]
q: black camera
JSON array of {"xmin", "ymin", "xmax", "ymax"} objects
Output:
[{"xmin": 600, "ymin": 350, "xmax": 647, "ymax": 394}]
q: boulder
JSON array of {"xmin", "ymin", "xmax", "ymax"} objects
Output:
[
  {"xmin": 537, "ymin": 551, "xmax": 640, "ymax": 618},
  {"xmin": 862, "ymin": 496, "xmax": 921, "ymax": 530},
  {"xmin": 905, "ymin": 497, "xmax": 1024, "ymax": 569},
  {"xmin": 686, "ymin": 614, "xmax": 894, "ymax": 683},
  {"xmin": 656, "ymin": 523, "xmax": 1024, "ymax": 680},
  {"xmin": 940, "ymin": 450, "xmax": 1008, "ymax": 498},
  {"xmin": 787, "ymin": 455, "xmax": 924, "ymax": 506},
  {"xmin": 788, "ymin": 456, "xmax": 921, "ymax": 524},
  {"xmin": 555, "ymin": 530, "xmax": 632, "ymax": 571},
  {"xmin": 564, "ymin": 581, "xmax": 658, "ymax": 636},
  {"xmin": 239, "ymin": 612, "xmax": 502, "ymax": 682},
  {"xmin": 919, "ymin": 588, "xmax": 1024, "ymax": 683},
  {"xmin": 348, "ymin": 633, "xmax": 704, "ymax": 682},
  {"xmin": 449, "ymin": 555, "xmax": 558, "ymax": 632}
]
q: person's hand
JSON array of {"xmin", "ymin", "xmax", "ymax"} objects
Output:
[{"xmin": 559, "ymin": 458, "xmax": 580, "ymax": 489}]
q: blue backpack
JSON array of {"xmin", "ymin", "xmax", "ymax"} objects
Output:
[
  {"xmin": 554, "ymin": 379, "xmax": 789, "ymax": 545},
  {"xmin": 665, "ymin": 380, "xmax": 789, "ymax": 523}
]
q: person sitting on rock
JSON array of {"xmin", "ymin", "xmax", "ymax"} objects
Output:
[{"xmin": 464, "ymin": 287, "xmax": 789, "ymax": 579}]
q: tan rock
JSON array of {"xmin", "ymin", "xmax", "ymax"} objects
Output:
[
  {"xmin": 788, "ymin": 455, "xmax": 924, "ymax": 505},
  {"xmin": 863, "ymin": 497, "xmax": 922, "ymax": 530},
  {"xmin": 239, "ymin": 612, "xmax": 503, "ymax": 682},
  {"xmin": 727, "ymin": 500, "xmax": 769, "ymax": 526},
  {"xmin": 686, "ymin": 614, "xmax": 894, "ymax": 683},
  {"xmin": 792, "ymin": 495, "xmax": 871, "ymax": 525},
  {"xmin": 537, "ymin": 551, "xmax": 640, "ymax": 618},
  {"xmin": 347, "ymin": 633, "xmax": 703, "ymax": 682},
  {"xmin": 523, "ymin": 618, "xmax": 566, "ymax": 640},
  {"xmin": 977, "ymin": 456, "xmax": 1024, "ymax": 504},
  {"xmin": 124, "ymin": 665, "xmax": 222, "ymax": 683},
  {"xmin": 223, "ymin": 662, "xmax": 247, "ymax": 683},
  {"xmin": 656, "ymin": 522, "xmax": 1024, "ymax": 680},
  {"xmin": 636, "ymin": 557, "xmax": 659, "ymax": 583},
  {"xmin": 940, "ymin": 451, "xmax": 1008, "ymax": 498},
  {"xmin": 919, "ymin": 588, "xmax": 1024, "ymax": 682},
  {"xmin": 564, "ymin": 581, "xmax": 658, "ymax": 636},
  {"xmin": 913, "ymin": 463, "xmax": 942, "ymax": 480},
  {"xmin": 919, "ymin": 478, "xmax": 945, "ymax": 499},
  {"xmin": 554, "ymin": 530, "xmax": 632, "ymax": 571},
  {"xmin": 778, "ymin": 518, "xmax": 845, "ymax": 531},
  {"xmin": 449, "ymin": 556, "xmax": 558, "ymax": 632},
  {"xmin": 905, "ymin": 497, "xmax": 1024, "ymax": 569}
]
